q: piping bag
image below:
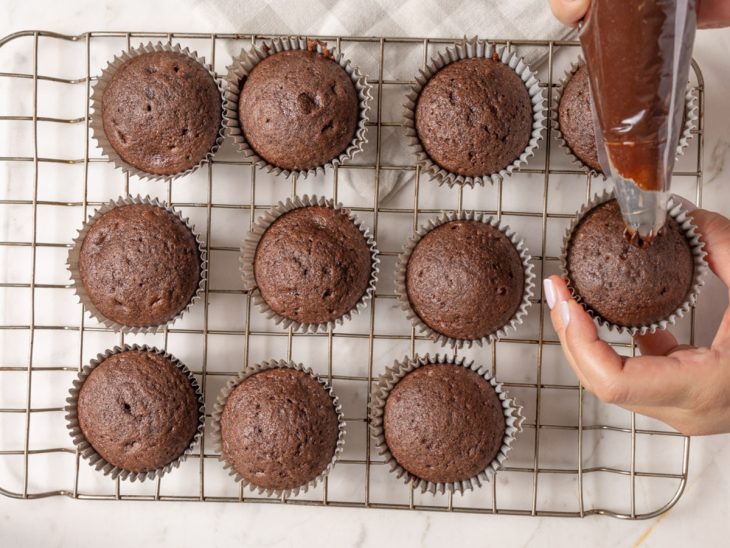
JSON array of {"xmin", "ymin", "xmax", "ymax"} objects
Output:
[{"xmin": 579, "ymin": 0, "xmax": 697, "ymax": 245}]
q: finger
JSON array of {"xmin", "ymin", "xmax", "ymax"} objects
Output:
[
  {"xmin": 636, "ymin": 330, "xmax": 679, "ymax": 356},
  {"xmin": 691, "ymin": 209, "xmax": 730, "ymax": 288},
  {"xmin": 545, "ymin": 277, "xmax": 695, "ymax": 407},
  {"xmin": 560, "ymin": 299, "xmax": 692, "ymax": 406},
  {"xmin": 698, "ymin": 0, "xmax": 730, "ymax": 29},
  {"xmin": 714, "ymin": 308, "xmax": 730, "ymax": 350},
  {"xmin": 544, "ymin": 276, "xmax": 595, "ymax": 390},
  {"xmin": 548, "ymin": 0, "xmax": 590, "ymax": 27},
  {"xmin": 690, "ymin": 209, "xmax": 730, "ymax": 346}
]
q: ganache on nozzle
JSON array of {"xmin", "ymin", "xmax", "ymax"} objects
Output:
[{"xmin": 613, "ymin": 177, "xmax": 670, "ymax": 247}]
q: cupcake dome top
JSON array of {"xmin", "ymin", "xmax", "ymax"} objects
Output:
[
  {"xmin": 238, "ymin": 49, "xmax": 359, "ymax": 171},
  {"xmin": 78, "ymin": 203, "xmax": 201, "ymax": 328},
  {"xmin": 558, "ymin": 63, "xmax": 602, "ymax": 172},
  {"xmin": 253, "ymin": 205, "xmax": 372, "ymax": 325},
  {"xmin": 383, "ymin": 363, "xmax": 506, "ymax": 484},
  {"xmin": 406, "ymin": 220, "xmax": 525, "ymax": 341},
  {"xmin": 566, "ymin": 199, "xmax": 695, "ymax": 327},
  {"xmin": 101, "ymin": 50, "xmax": 222, "ymax": 176},
  {"xmin": 219, "ymin": 367, "xmax": 339, "ymax": 491},
  {"xmin": 415, "ymin": 57, "xmax": 532, "ymax": 178},
  {"xmin": 76, "ymin": 350, "xmax": 200, "ymax": 474}
]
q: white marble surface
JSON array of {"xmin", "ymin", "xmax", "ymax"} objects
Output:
[{"xmin": 2, "ymin": 2, "xmax": 730, "ymax": 547}]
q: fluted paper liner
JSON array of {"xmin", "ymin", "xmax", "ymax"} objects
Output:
[
  {"xmin": 90, "ymin": 41, "xmax": 225, "ymax": 182},
  {"xmin": 561, "ymin": 190, "xmax": 708, "ymax": 336},
  {"xmin": 240, "ymin": 194, "xmax": 379, "ymax": 333},
  {"xmin": 369, "ymin": 353, "xmax": 523, "ymax": 495},
  {"xmin": 211, "ymin": 359, "xmax": 346, "ymax": 498},
  {"xmin": 65, "ymin": 344, "xmax": 205, "ymax": 482},
  {"xmin": 223, "ymin": 36, "xmax": 371, "ymax": 178},
  {"xmin": 67, "ymin": 195, "xmax": 207, "ymax": 334},
  {"xmin": 394, "ymin": 210, "xmax": 535, "ymax": 348},
  {"xmin": 551, "ymin": 57, "xmax": 699, "ymax": 177},
  {"xmin": 403, "ymin": 37, "xmax": 545, "ymax": 188}
]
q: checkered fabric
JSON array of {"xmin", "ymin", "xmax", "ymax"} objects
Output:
[
  {"xmin": 192, "ymin": 0, "xmax": 573, "ymax": 200},
  {"xmin": 194, "ymin": 0, "xmax": 572, "ymax": 65}
]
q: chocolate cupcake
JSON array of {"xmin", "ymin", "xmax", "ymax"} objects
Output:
[
  {"xmin": 66, "ymin": 345, "xmax": 204, "ymax": 481},
  {"xmin": 395, "ymin": 211, "xmax": 534, "ymax": 348},
  {"xmin": 241, "ymin": 195, "xmax": 379, "ymax": 332},
  {"xmin": 91, "ymin": 43, "xmax": 224, "ymax": 180},
  {"xmin": 557, "ymin": 63, "xmax": 602, "ymax": 172},
  {"xmin": 404, "ymin": 38, "xmax": 544, "ymax": 187},
  {"xmin": 239, "ymin": 49, "xmax": 357, "ymax": 170},
  {"xmin": 68, "ymin": 196, "xmax": 205, "ymax": 332},
  {"xmin": 416, "ymin": 57, "xmax": 532, "ymax": 177},
  {"xmin": 370, "ymin": 354, "xmax": 522, "ymax": 494},
  {"xmin": 212, "ymin": 361, "xmax": 345, "ymax": 495},
  {"xmin": 225, "ymin": 37, "xmax": 370, "ymax": 178},
  {"xmin": 563, "ymin": 192, "xmax": 707, "ymax": 334},
  {"xmin": 554, "ymin": 59, "xmax": 697, "ymax": 175}
]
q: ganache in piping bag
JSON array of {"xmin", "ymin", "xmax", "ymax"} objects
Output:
[{"xmin": 579, "ymin": 0, "xmax": 697, "ymax": 246}]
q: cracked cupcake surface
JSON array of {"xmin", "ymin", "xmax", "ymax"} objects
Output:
[
  {"xmin": 406, "ymin": 220, "xmax": 525, "ymax": 341},
  {"xmin": 566, "ymin": 199, "xmax": 695, "ymax": 327},
  {"xmin": 383, "ymin": 364, "xmax": 505, "ymax": 484},
  {"xmin": 78, "ymin": 204, "xmax": 201, "ymax": 328},
  {"xmin": 253, "ymin": 205, "xmax": 372, "ymax": 324},
  {"xmin": 219, "ymin": 368, "xmax": 339, "ymax": 491},
  {"xmin": 76, "ymin": 350, "xmax": 200, "ymax": 474},
  {"xmin": 101, "ymin": 50, "xmax": 221, "ymax": 175},
  {"xmin": 237, "ymin": 49, "xmax": 359, "ymax": 171},
  {"xmin": 415, "ymin": 57, "xmax": 532, "ymax": 178}
]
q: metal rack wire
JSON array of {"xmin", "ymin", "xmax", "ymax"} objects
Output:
[{"xmin": 0, "ymin": 30, "xmax": 703, "ymax": 519}]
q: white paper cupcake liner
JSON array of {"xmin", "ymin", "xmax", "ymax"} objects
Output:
[
  {"xmin": 210, "ymin": 359, "xmax": 346, "ymax": 498},
  {"xmin": 65, "ymin": 344, "xmax": 205, "ymax": 482},
  {"xmin": 240, "ymin": 194, "xmax": 379, "ymax": 333},
  {"xmin": 369, "ymin": 353, "xmax": 523, "ymax": 495},
  {"xmin": 403, "ymin": 37, "xmax": 545, "ymax": 188},
  {"xmin": 551, "ymin": 57, "xmax": 699, "ymax": 177},
  {"xmin": 67, "ymin": 195, "xmax": 207, "ymax": 334},
  {"xmin": 394, "ymin": 210, "xmax": 534, "ymax": 348},
  {"xmin": 90, "ymin": 41, "xmax": 225, "ymax": 182},
  {"xmin": 223, "ymin": 36, "xmax": 372, "ymax": 179},
  {"xmin": 561, "ymin": 190, "xmax": 708, "ymax": 336}
]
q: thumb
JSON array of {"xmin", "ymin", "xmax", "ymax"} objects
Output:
[{"xmin": 548, "ymin": 0, "xmax": 591, "ymax": 27}]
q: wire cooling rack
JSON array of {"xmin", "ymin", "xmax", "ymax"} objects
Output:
[{"xmin": 0, "ymin": 31, "xmax": 705, "ymax": 519}]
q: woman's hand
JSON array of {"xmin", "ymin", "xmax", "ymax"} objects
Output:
[
  {"xmin": 549, "ymin": 0, "xmax": 730, "ymax": 29},
  {"xmin": 544, "ymin": 208, "xmax": 730, "ymax": 435}
]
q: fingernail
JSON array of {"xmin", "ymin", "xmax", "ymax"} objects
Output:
[
  {"xmin": 671, "ymin": 194, "xmax": 697, "ymax": 213},
  {"xmin": 560, "ymin": 301, "xmax": 571, "ymax": 328},
  {"xmin": 543, "ymin": 278, "xmax": 557, "ymax": 310}
]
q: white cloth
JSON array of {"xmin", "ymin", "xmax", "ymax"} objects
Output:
[{"xmin": 192, "ymin": 0, "xmax": 574, "ymax": 200}]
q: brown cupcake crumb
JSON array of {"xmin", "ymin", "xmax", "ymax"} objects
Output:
[
  {"xmin": 384, "ymin": 364, "xmax": 505, "ymax": 484},
  {"xmin": 77, "ymin": 350, "xmax": 200, "ymax": 474},
  {"xmin": 78, "ymin": 204, "xmax": 201, "ymax": 328},
  {"xmin": 238, "ymin": 49, "xmax": 359, "ymax": 171},
  {"xmin": 220, "ymin": 368, "xmax": 339, "ymax": 491},
  {"xmin": 567, "ymin": 199, "xmax": 694, "ymax": 327},
  {"xmin": 558, "ymin": 63, "xmax": 602, "ymax": 172},
  {"xmin": 406, "ymin": 220, "xmax": 525, "ymax": 341},
  {"xmin": 415, "ymin": 57, "xmax": 532, "ymax": 177},
  {"xmin": 253, "ymin": 206, "xmax": 372, "ymax": 325},
  {"xmin": 101, "ymin": 50, "xmax": 221, "ymax": 176}
]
